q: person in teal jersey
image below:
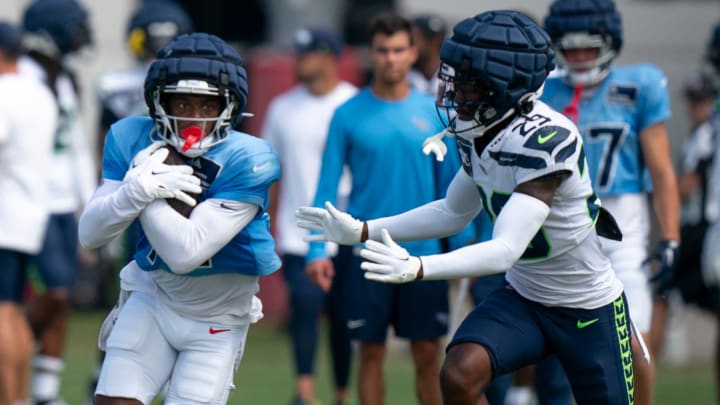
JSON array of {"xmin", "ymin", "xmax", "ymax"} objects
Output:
[
  {"xmin": 305, "ymin": 12, "xmax": 470, "ymax": 405},
  {"xmin": 78, "ymin": 33, "xmax": 281, "ymax": 405},
  {"xmin": 541, "ymin": 1, "xmax": 681, "ymax": 404}
]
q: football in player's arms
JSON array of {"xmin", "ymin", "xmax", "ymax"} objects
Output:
[{"xmin": 163, "ymin": 145, "xmax": 198, "ymax": 217}]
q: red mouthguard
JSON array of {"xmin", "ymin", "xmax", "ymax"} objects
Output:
[{"xmin": 180, "ymin": 126, "xmax": 204, "ymax": 152}]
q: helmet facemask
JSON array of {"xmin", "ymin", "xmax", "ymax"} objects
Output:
[
  {"xmin": 435, "ymin": 61, "xmax": 537, "ymax": 140},
  {"xmin": 556, "ymin": 32, "xmax": 617, "ymax": 87},
  {"xmin": 152, "ymin": 79, "xmax": 237, "ymax": 157}
]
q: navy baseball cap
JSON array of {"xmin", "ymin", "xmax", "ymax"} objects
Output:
[
  {"xmin": 0, "ymin": 21, "xmax": 22, "ymax": 55},
  {"xmin": 293, "ymin": 28, "xmax": 342, "ymax": 56},
  {"xmin": 411, "ymin": 14, "xmax": 448, "ymax": 38}
]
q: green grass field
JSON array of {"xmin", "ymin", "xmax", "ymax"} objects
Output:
[{"xmin": 59, "ymin": 310, "xmax": 715, "ymax": 404}]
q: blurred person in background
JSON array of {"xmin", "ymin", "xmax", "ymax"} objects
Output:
[
  {"xmin": 303, "ymin": 12, "xmax": 468, "ymax": 405},
  {"xmin": 96, "ymin": 0, "xmax": 194, "ymax": 150},
  {"xmin": 407, "ymin": 13, "xmax": 446, "ymax": 95},
  {"xmin": 541, "ymin": 1, "xmax": 681, "ymax": 404},
  {"xmin": 701, "ymin": 20, "xmax": 720, "ymax": 404},
  {"xmin": 20, "ymin": 0, "xmax": 97, "ymax": 403},
  {"xmin": 261, "ymin": 27, "xmax": 357, "ymax": 405},
  {"xmin": 0, "ymin": 20, "xmax": 58, "ymax": 405},
  {"xmin": 650, "ymin": 72, "xmax": 717, "ymax": 364}
]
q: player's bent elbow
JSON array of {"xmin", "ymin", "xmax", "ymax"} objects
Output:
[
  {"xmin": 78, "ymin": 218, "xmax": 103, "ymax": 249},
  {"xmin": 495, "ymin": 238, "xmax": 523, "ymax": 270}
]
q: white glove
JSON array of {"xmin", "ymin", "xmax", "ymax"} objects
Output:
[
  {"xmin": 422, "ymin": 128, "xmax": 451, "ymax": 162},
  {"xmin": 295, "ymin": 201, "xmax": 364, "ymax": 245},
  {"xmin": 123, "ymin": 142, "xmax": 202, "ymax": 208},
  {"xmin": 360, "ymin": 229, "xmax": 421, "ymax": 283}
]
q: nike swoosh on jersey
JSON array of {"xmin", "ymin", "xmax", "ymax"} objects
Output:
[
  {"xmin": 537, "ymin": 130, "xmax": 558, "ymax": 144},
  {"xmin": 576, "ymin": 318, "xmax": 599, "ymax": 329},
  {"xmin": 209, "ymin": 327, "xmax": 231, "ymax": 334}
]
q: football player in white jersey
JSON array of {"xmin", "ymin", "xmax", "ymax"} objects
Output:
[
  {"xmin": 20, "ymin": 1, "xmax": 97, "ymax": 403},
  {"xmin": 79, "ymin": 33, "xmax": 281, "ymax": 405},
  {"xmin": 541, "ymin": 1, "xmax": 681, "ymax": 403},
  {"xmin": 297, "ymin": 10, "xmax": 637, "ymax": 405}
]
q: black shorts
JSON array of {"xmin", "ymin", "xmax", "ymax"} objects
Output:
[
  {"xmin": 450, "ymin": 286, "xmax": 635, "ymax": 405},
  {"xmin": 342, "ymin": 246, "xmax": 448, "ymax": 342}
]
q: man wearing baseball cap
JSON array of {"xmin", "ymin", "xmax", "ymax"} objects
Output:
[{"xmin": 263, "ymin": 27, "xmax": 357, "ymax": 405}]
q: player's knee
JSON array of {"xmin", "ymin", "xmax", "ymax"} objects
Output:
[{"xmin": 440, "ymin": 343, "xmax": 491, "ymax": 396}]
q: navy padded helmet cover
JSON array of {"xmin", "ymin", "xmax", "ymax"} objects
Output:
[
  {"xmin": 440, "ymin": 10, "xmax": 555, "ymax": 111},
  {"xmin": 144, "ymin": 33, "xmax": 249, "ymax": 125}
]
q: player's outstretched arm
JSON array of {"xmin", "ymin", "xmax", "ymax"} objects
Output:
[
  {"xmin": 296, "ymin": 201, "xmax": 366, "ymax": 245},
  {"xmin": 361, "ymin": 175, "xmax": 560, "ymax": 283},
  {"xmin": 367, "ymin": 170, "xmax": 481, "ymax": 241}
]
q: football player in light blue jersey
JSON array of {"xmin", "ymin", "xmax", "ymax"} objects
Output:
[
  {"xmin": 78, "ymin": 33, "xmax": 281, "ymax": 405},
  {"xmin": 541, "ymin": 1, "xmax": 681, "ymax": 404},
  {"xmin": 304, "ymin": 13, "xmax": 469, "ymax": 405},
  {"xmin": 299, "ymin": 10, "xmax": 637, "ymax": 405}
]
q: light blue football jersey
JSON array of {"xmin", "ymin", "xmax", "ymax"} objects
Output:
[
  {"xmin": 307, "ymin": 88, "xmax": 470, "ymax": 261},
  {"xmin": 103, "ymin": 116, "xmax": 282, "ymax": 277},
  {"xmin": 541, "ymin": 64, "xmax": 671, "ymax": 196}
]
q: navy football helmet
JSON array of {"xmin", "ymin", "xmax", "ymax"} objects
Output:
[
  {"xmin": 144, "ymin": 33, "xmax": 249, "ymax": 157},
  {"xmin": 127, "ymin": 1, "xmax": 194, "ymax": 61},
  {"xmin": 544, "ymin": 0, "xmax": 622, "ymax": 86},
  {"xmin": 436, "ymin": 10, "xmax": 554, "ymax": 137},
  {"xmin": 22, "ymin": 0, "xmax": 92, "ymax": 57}
]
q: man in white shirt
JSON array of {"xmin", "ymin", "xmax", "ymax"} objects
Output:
[
  {"xmin": 20, "ymin": 1, "xmax": 97, "ymax": 402},
  {"xmin": 0, "ymin": 21, "xmax": 58, "ymax": 405},
  {"xmin": 262, "ymin": 27, "xmax": 357, "ymax": 405}
]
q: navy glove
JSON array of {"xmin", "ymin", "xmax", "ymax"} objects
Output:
[{"xmin": 647, "ymin": 239, "xmax": 679, "ymax": 294}]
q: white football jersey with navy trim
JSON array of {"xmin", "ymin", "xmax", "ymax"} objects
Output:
[{"xmin": 459, "ymin": 101, "xmax": 623, "ymax": 308}]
